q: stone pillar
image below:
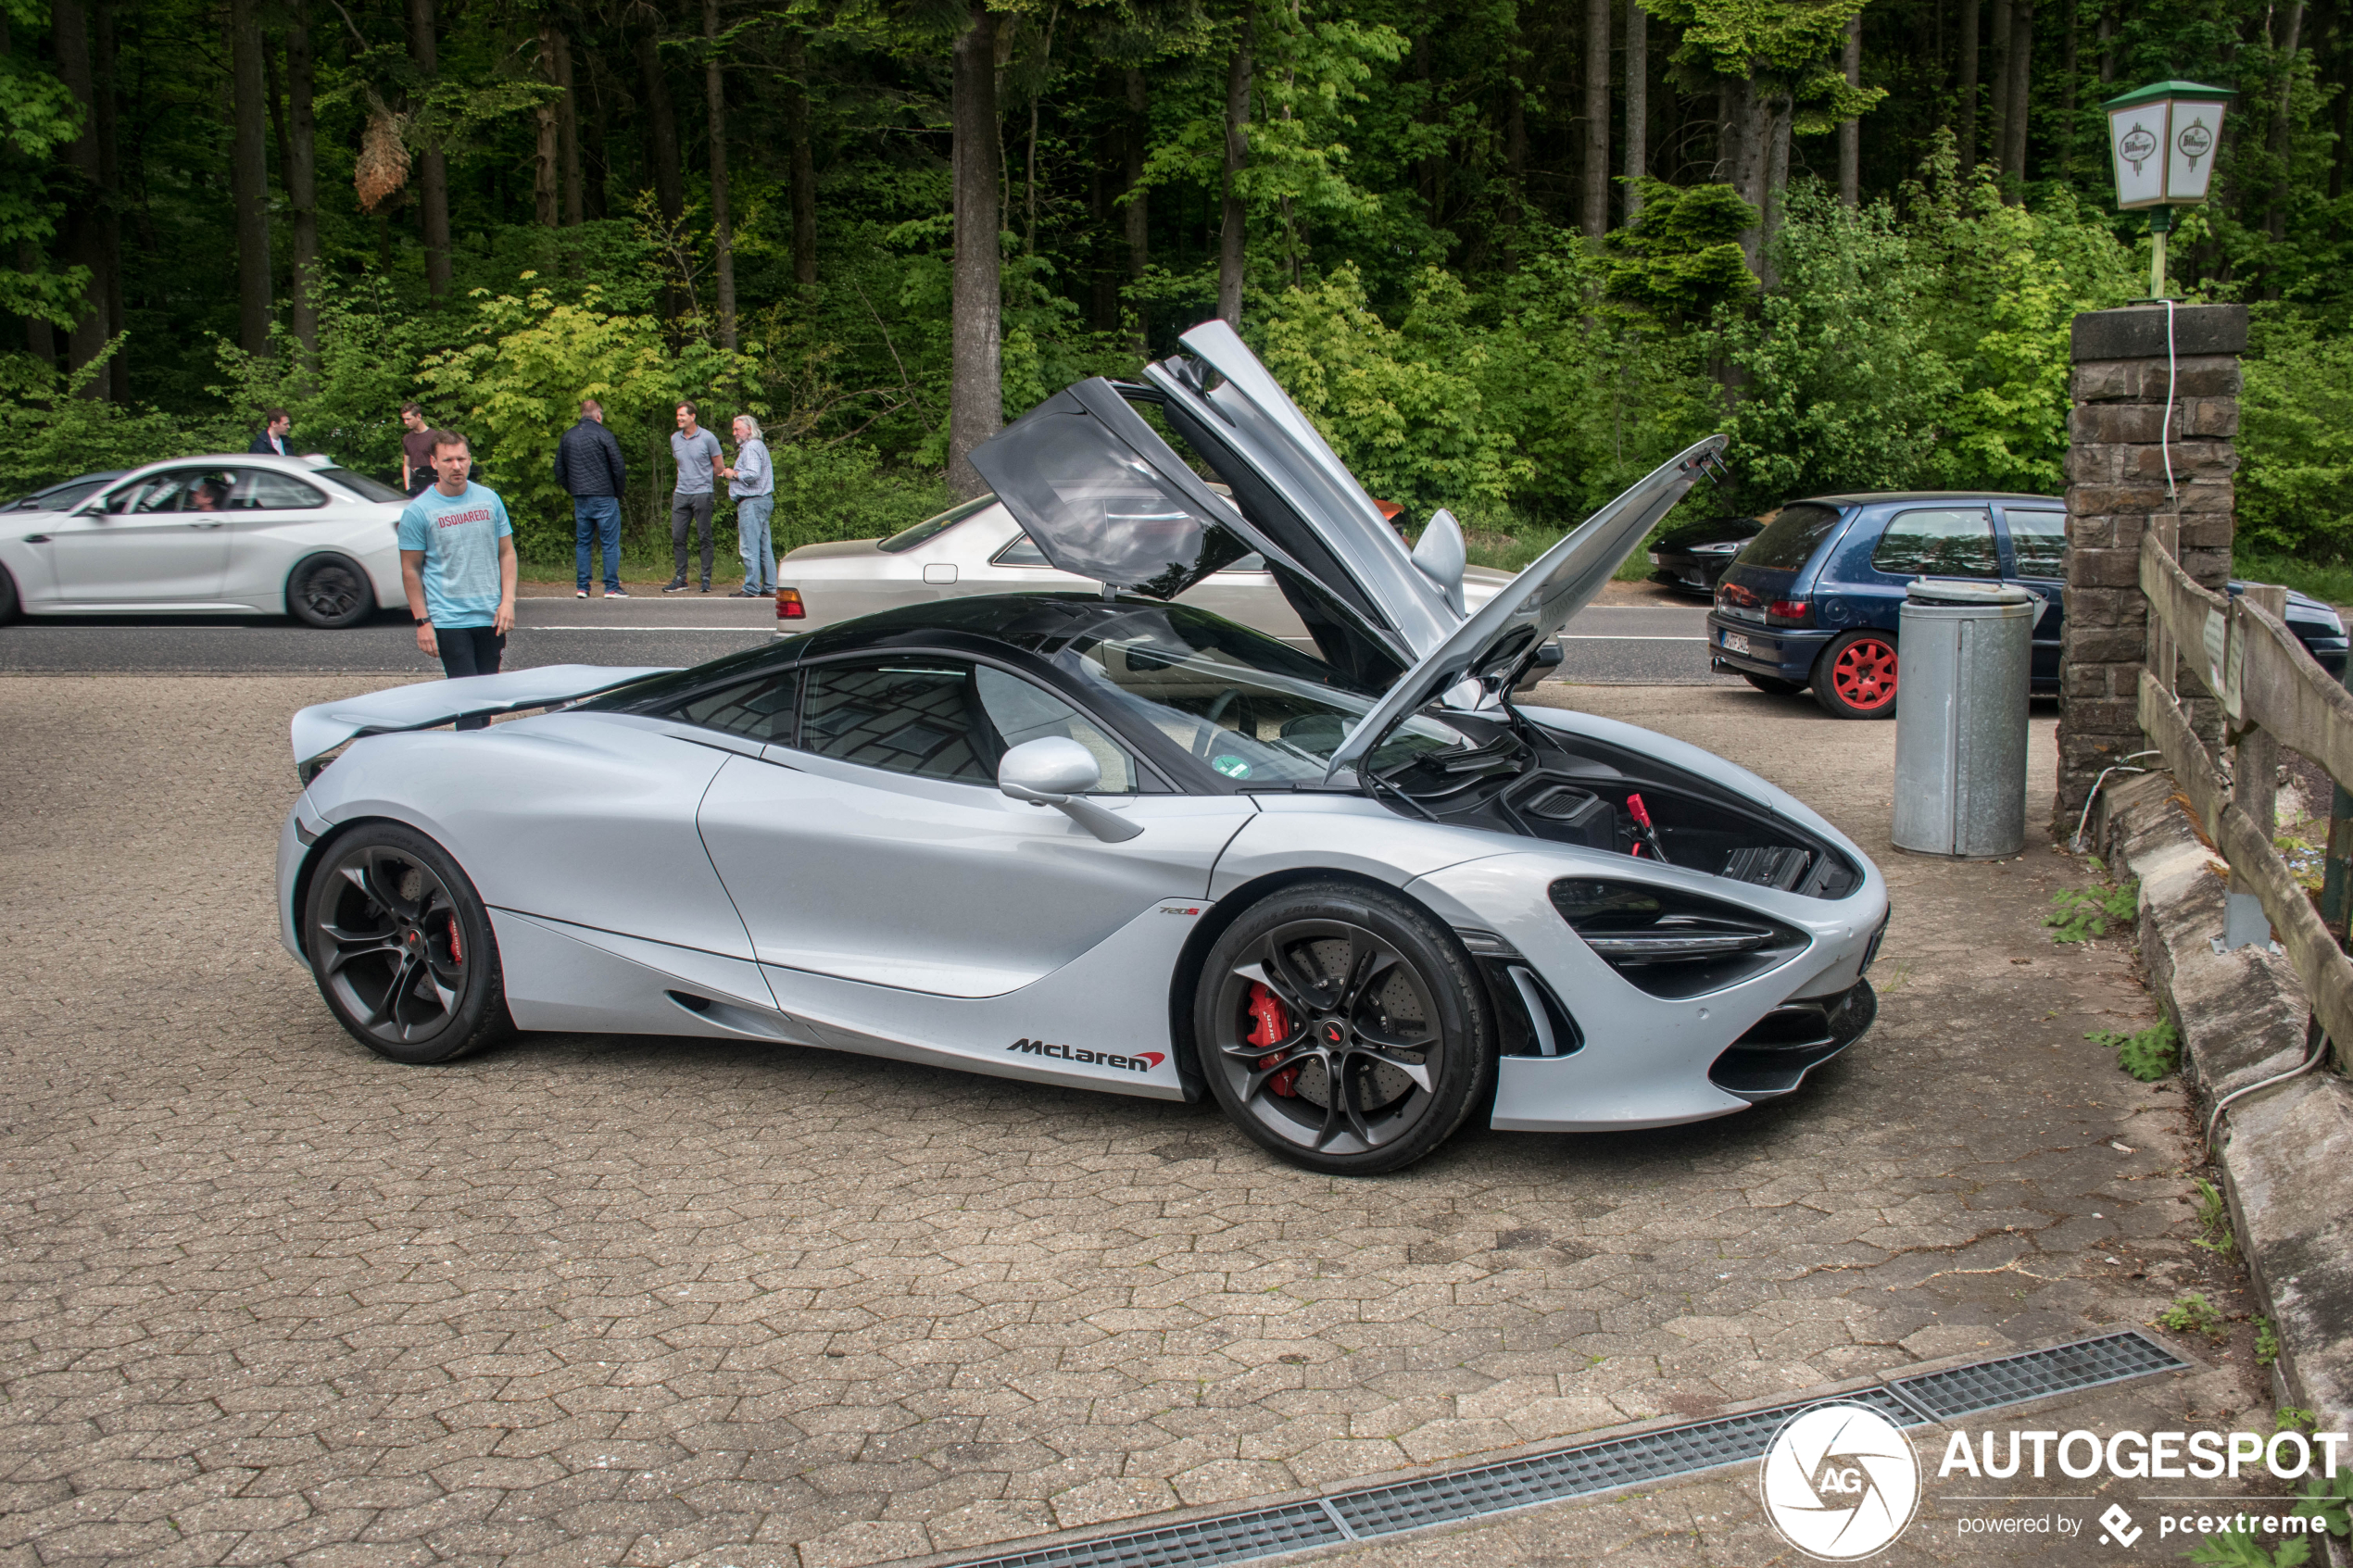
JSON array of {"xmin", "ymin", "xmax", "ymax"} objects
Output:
[{"xmin": 2055, "ymin": 303, "xmax": 2246, "ymax": 829}]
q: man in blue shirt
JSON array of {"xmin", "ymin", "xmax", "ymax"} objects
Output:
[
  {"xmin": 397, "ymin": 430, "xmax": 517, "ymax": 727},
  {"xmin": 724, "ymin": 412, "xmax": 774, "ymax": 597}
]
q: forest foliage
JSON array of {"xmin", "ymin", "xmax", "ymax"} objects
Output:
[{"xmin": 9, "ymin": 0, "xmax": 2353, "ymax": 566}]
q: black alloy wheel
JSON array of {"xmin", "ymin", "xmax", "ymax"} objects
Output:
[
  {"xmin": 1196, "ymin": 882, "xmax": 1494, "ymax": 1175},
  {"xmin": 304, "ymin": 822, "xmax": 513, "ymax": 1063},
  {"xmin": 1740, "ymin": 670, "xmax": 1806, "ymax": 696},
  {"xmin": 0, "ymin": 563, "xmax": 16, "ymax": 625},
  {"xmin": 287, "ymin": 554, "xmax": 371, "ymax": 628}
]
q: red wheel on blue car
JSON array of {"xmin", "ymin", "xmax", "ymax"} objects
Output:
[{"xmin": 1815, "ymin": 630, "xmax": 1899, "ymax": 720}]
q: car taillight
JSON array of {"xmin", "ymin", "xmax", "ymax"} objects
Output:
[
  {"xmin": 776, "ymin": 587, "xmax": 804, "ymax": 621},
  {"xmin": 1767, "ymin": 599, "xmax": 1813, "ymax": 627}
]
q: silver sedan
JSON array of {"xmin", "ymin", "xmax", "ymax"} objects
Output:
[{"xmin": 775, "ymin": 495, "xmax": 1517, "ymax": 646}]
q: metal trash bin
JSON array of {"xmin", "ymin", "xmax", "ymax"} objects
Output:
[{"xmin": 1891, "ymin": 579, "xmax": 2036, "ymax": 858}]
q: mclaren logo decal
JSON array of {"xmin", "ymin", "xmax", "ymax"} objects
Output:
[{"xmin": 1008, "ymin": 1038, "xmax": 1165, "ymax": 1073}]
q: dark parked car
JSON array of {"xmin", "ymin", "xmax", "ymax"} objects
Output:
[
  {"xmin": 1706, "ymin": 492, "xmax": 2350, "ymax": 720},
  {"xmin": 1649, "ymin": 513, "xmax": 1762, "ymax": 596},
  {"xmin": 5, "ymin": 470, "xmax": 124, "ymax": 514}
]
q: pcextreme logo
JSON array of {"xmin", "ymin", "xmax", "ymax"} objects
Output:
[
  {"xmin": 1760, "ymin": 1403, "xmax": 1922, "ymax": 1561},
  {"xmin": 1006, "ymin": 1038, "xmax": 1165, "ymax": 1073}
]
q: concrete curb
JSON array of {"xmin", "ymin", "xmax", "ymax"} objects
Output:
[{"xmin": 2095, "ymin": 771, "xmax": 2353, "ymax": 1441}]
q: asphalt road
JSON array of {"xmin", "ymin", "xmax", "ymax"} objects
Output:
[{"xmin": 0, "ymin": 594, "xmax": 1736, "ymax": 683}]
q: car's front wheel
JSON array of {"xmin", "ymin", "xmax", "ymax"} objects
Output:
[
  {"xmin": 1195, "ymin": 882, "xmax": 1495, "ymax": 1175},
  {"xmin": 304, "ymin": 822, "xmax": 514, "ymax": 1063},
  {"xmin": 1814, "ymin": 629, "xmax": 1900, "ymax": 720},
  {"xmin": 287, "ymin": 553, "xmax": 373, "ymax": 628},
  {"xmin": 0, "ymin": 563, "xmax": 17, "ymax": 625}
]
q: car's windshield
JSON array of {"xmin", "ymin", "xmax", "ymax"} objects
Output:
[
  {"xmin": 320, "ymin": 468, "xmax": 408, "ymax": 503},
  {"xmin": 878, "ymin": 495, "xmax": 997, "ymax": 553},
  {"xmin": 1055, "ymin": 602, "xmax": 1469, "ymax": 784},
  {"xmin": 1740, "ymin": 502, "xmax": 1846, "ymax": 571}
]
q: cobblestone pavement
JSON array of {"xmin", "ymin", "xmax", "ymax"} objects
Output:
[{"xmin": 0, "ymin": 676, "xmax": 2268, "ymax": 1568}]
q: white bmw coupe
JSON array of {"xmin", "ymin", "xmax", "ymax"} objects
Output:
[
  {"xmin": 0, "ymin": 453, "xmax": 410, "ymax": 627},
  {"xmin": 276, "ymin": 324, "xmax": 1890, "ymax": 1175}
]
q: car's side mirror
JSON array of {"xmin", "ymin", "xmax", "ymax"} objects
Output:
[
  {"xmin": 1411, "ymin": 508, "xmax": 1467, "ymax": 617},
  {"xmin": 998, "ymin": 737, "xmax": 1141, "ymax": 842}
]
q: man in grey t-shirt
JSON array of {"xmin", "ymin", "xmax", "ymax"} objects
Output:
[{"xmin": 664, "ymin": 400, "xmax": 726, "ymax": 593}]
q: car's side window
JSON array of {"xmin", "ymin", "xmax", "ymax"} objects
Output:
[
  {"xmin": 992, "ymin": 534, "xmax": 1051, "ymax": 568},
  {"xmin": 2007, "ymin": 509, "xmax": 2066, "ymax": 579},
  {"xmin": 1871, "ymin": 507, "xmax": 1999, "ymax": 578},
  {"xmin": 1216, "ymin": 553, "xmax": 1266, "ymax": 573},
  {"xmin": 671, "ymin": 671, "xmax": 799, "ymax": 744},
  {"xmin": 127, "ymin": 468, "xmax": 239, "ymax": 516},
  {"xmin": 796, "ymin": 657, "xmax": 1138, "ymax": 792},
  {"xmin": 239, "ymin": 469, "xmax": 329, "ymax": 509}
]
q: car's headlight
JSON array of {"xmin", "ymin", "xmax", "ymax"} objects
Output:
[{"xmin": 1550, "ymin": 877, "xmax": 1809, "ymax": 998}]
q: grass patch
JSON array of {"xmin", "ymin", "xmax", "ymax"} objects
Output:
[
  {"xmin": 2236, "ymin": 548, "xmax": 2353, "ymax": 608},
  {"xmin": 2190, "ymin": 1176, "xmax": 2237, "ymax": 1254},
  {"xmin": 2258, "ymin": 1316, "xmax": 2281, "ymax": 1368},
  {"xmin": 2089, "ymin": 1017, "xmax": 2180, "ymax": 1081},
  {"xmin": 2046, "ymin": 880, "xmax": 2139, "ymax": 942},
  {"xmin": 2156, "ymin": 1291, "xmax": 2228, "ymax": 1339}
]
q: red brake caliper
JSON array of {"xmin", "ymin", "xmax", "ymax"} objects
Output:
[
  {"xmin": 1246, "ymin": 983, "xmax": 1299, "ymax": 1097},
  {"xmin": 447, "ymin": 918, "xmax": 463, "ymax": 965}
]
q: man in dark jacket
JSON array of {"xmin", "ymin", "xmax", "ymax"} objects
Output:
[
  {"xmin": 554, "ymin": 398, "xmax": 630, "ymax": 597},
  {"xmin": 249, "ymin": 408, "xmax": 292, "ymax": 457}
]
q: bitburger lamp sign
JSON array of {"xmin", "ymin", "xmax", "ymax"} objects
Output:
[{"xmin": 2104, "ymin": 79, "xmax": 2233, "ymax": 299}]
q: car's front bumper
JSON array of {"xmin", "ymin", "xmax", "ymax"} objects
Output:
[
  {"xmin": 1705, "ymin": 612, "xmax": 1831, "ymax": 684},
  {"xmin": 1403, "ymin": 847, "xmax": 1891, "ymax": 1133}
]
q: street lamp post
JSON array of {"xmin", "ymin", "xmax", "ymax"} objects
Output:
[{"xmin": 2104, "ymin": 80, "xmax": 2233, "ymax": 299}]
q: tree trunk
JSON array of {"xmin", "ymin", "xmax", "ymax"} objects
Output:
[
  {"xmin": 2060, "ymin": 0, "xmax": 2078, "ymax": 173},
  {"xmin": 1415, "ymin": 34, "xmax": 1439, "ymax": 224},
  {"xmin": 1581, "ymin": 0, "xmax": 1609, "ymax": 238},
  {"xmin": 1988, "ymin": 0, "xmax": 2011, "ymax": 170},
  {"xmin": 535, "ymin": 24, "xmax": 560, "ymax": 226},
  {"xmin": 948, "ymin": 0, "xmax": 1001, "ymax": 496},
  {"xmin": 51, "ymin": 0, "xmax": 110, "ymax": 391},
  {"xmin": 703, "ymin": 0, "xmax": 736, "ymax": 348},
  {"xmin": 1718, "ymin": 75, "xmax": 1741, "ymax": 182},
  {"xmin": 2267, "ymin": 0, "xmax": 2306, "ymax": 249},
  {"xmin": 1762, "ymin": 88, "xmax": 1791, "ymax": 286},
  {"xmin": 19, "ymin": 243, "xmax": 53, "ymax": 365},
  {"xmin": 554, "ymin": 26, "xmax": 582, "ymax": 225},
  {"xmin": 785, "ymin": 31, "xmax": 816, "ymax": 287},
  {"xmin": 93, "ymin": 0, "xmax": 124, "ymax": 399},
  {"xmin": 286, "ymin": 0, "xmax": 319, "ymax": 368},
  {"xmin": 1217, "ymin": 8, "xmax": 1252, "ymax": 324},
  {"xmin": 2002, "ymin": 0, "xmax": 2032, "ymax": 190},
  {"xmin": 1957, "ymin": 0, "xmax": 1980, "ymax": 168},
  {"xmin": 1123, "ymin": 67, "xmax": 1148, "ymax": 345},
  {"xmin": 229, "ymin": 0, "xmax": 272, "ymax": 357},
  {"xmin": 1839, "ymin": 14, "xmax": 1861, "ymax": 205},
  {"xmin": 2098, "ymin": 0, "xmax": 2115, "ymax": 84},
  {"xmin": 1623, "ymin": 2, "xmax": 1646, "ymax": 219},
  {"xmin": 636, "ymin": 29, "xmax": 685, "ymax": 224},
  {"xmin": 582, "ymin": 47, "xmax": 610, "ymax": 220},
  {"xmin": 1732, "ymin": 74, "xmax": 1770, "ymax": 272},
  {"xmin": 1090, "ymin": 109, "xmax": 1118, "ymax": 331},
  {"xmin": 408, "ymin": 0, "xmax": 450, "ymax": 301}
]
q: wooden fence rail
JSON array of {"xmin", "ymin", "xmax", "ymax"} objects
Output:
[{"xmin": 2136, "ymin": 520, "xmax": 2353, "ymax": 1055}]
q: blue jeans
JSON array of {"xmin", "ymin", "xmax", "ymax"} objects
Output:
[
  {"xmin": 573, "ymin": 495, "xmax": 623, "ymax": 591},
  {"xmin": 735, "ymin": 494, "xmax": 775, "ymax": 593}
]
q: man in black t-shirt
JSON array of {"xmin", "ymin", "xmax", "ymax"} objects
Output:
[{"xmin": 399, "ymin": 402, "xmax": 436, "ymax": 496}]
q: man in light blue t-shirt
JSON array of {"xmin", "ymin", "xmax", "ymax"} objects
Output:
[
  {"xmin": 397, "ymin": 430, "xmax": 517, "ymax": 728},
  {"xmin": 664, "ymin": 400, "xmax": 725, "ymax": 593}
]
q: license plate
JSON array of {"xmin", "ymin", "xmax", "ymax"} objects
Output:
[{"xmin": 1720, "ymin": 631, "xmax": 1750, "ymax": 656}]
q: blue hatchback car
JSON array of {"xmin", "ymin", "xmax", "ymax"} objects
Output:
[{"xmin": 1705, "ymin": 492, "xmax": 2349, "ymax": 719}]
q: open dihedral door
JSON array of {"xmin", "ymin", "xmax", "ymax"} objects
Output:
[{"xmin": 967, "ymin": 378, "xmax": 1416, "ymax": 687}]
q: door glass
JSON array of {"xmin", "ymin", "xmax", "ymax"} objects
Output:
[
  {"xmin": 1871, "ymin": 507, "xmax": 1999, "ymax": 577},
  {"xmin": 670, "ymin": 671, "xmax": 800, "ymax": 744},
  {"xmin": 2007, "ymin": 510, "xmax": 2066, "ymax": 578},
  {"xmin": 128, "ymin": 468, "xmax": 239, "ymax": 515},
  {"xmin": 238, "ymin": 469, "xmax": 328, "ymax": 508},
  {"xmin": 797, "ymin": 658, "xmax": 1138, "ymax": 791}
]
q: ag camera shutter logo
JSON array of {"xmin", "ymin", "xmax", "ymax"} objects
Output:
[{"xmin": 1760, "ymin": 1403, "xmax": 1922, "ymax": 1560}]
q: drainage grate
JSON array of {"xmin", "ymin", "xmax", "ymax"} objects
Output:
[
  {"xmin": 1326, "ymin": 1386, "xmax": 1922, "ymax": 1538},
  {"xmin": 941, "ymin": 1503, "xmax": 1344, "ymax": 1568},
  {"xmin": 1886, "ymin": 1330, "xmax": 2188, "ymax": 1421},
  {"xmin": 933, "ymin": 1332, "xmax": 2186, "ymax": 1568}
]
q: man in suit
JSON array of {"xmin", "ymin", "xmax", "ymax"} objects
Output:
[
  {"xmin": 554, "ymin": 397, "xmax": 631, "ymax": 598},
  {"xmin": 249, "ymin": 408, "xmax": 293, "ymax": 457}
]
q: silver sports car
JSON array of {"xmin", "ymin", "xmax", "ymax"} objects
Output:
[{"xmin": 277, "ymin": 322, "xmax": 1889, "ymax": 1175}]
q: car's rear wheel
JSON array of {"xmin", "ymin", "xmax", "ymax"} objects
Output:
[
  {"xmin": 304, "ymin": 822, "xmax": 514, "ymax": 1063},
  {"xmin": 1194, "ymin": 882, "xmax": 1494, "ymax": 1175},
  {"xmin": 1814, "ymin": 630, "xmax": 1900, "ymax": 720},
  {"xmin": 287, "ymin": 553, "xmax": 372, "ymax": 628},
  {"xmin": 1741, "ymin": 670, "xmax": 1806, "ymax": 696},
  {"xmin": 0, "ymin": 563, "xmax": 17, "ymax": 625}
]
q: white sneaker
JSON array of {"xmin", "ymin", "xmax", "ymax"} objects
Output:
[{"xmin": 575, "ymin": 588, "xmax": 588, "ymax": 598}]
